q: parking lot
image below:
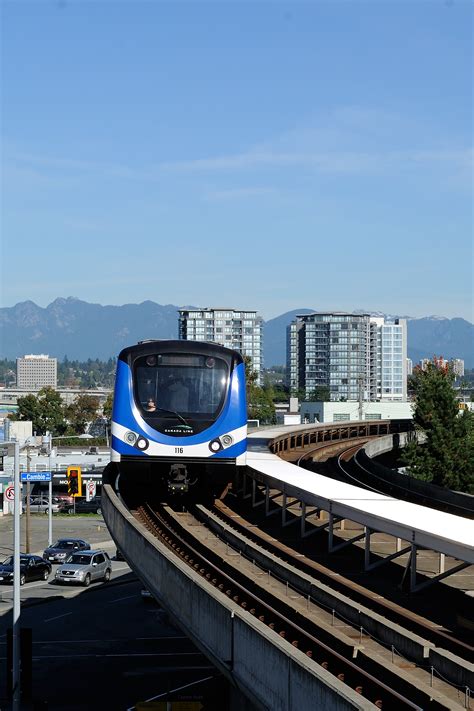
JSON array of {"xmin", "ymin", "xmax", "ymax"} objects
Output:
[
  {"xmin": 0, "ymin": 511, "xmax": 224, "ymax": 710},
  {"xmin": 0, "ymin": 511, "xmax": 125, "ymax": 603}
]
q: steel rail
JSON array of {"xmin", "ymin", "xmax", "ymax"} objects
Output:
[
  {"xmin": 132, "ymin": 502, "xmax": 431, "ymax": 710},
  {"xmin": 211, "ymin": 498, "xmax": 474, "ymax": 665}
]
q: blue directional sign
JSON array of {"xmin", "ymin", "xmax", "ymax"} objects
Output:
[{"xmin": 20, "ymin": 471, "xmax": 52, "ymax": 482}]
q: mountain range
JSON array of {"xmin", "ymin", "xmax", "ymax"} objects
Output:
[{"xmin": 0, "ymin": 298, "xmax": 472, "ymax": 368}]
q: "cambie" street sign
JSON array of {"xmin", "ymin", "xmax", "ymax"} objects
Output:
[{"xmin": 20, "ymin": 472, "xmax": 52, "ymax": 482}]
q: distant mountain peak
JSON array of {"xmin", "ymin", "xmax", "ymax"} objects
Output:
[
  {"xmin": 410, "ymin": 315, "xmax": 449, "ymax": 321},
  {"xmin": 0, "ymin": 299, "xmax": 472, "ymax": 367}
]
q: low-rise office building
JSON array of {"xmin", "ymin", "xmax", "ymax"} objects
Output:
[
  {"xmin": 16, "ymin": 354, "xmax": 57, "ymax": 389},
  {"xmin": 300, "ymin": 400, "xmax": 413, "ymax": 424},
  {"xmin": 0, "ymin": 387, "xmax": 111, "ymax": 408}
]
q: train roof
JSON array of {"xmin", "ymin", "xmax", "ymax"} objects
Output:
[{"xmin": 117, "ymin": 339, "xmax": 244, "ymax": 364}]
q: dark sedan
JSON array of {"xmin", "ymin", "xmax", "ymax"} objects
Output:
[
  {"xmin": 0, "ymin": 554, "xmax": 52, "ymax": 586},
  {"xmin": 43, "ymin": 538, "xmax": 91, "ymax": 563},
  {"xmin": 64, "ymin": 497, "xmax": 102, "ymax": 515}
]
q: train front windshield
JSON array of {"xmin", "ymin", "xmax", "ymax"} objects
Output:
[{"xmin": 134, "ymin": 353, "xmax": 229, "ymax": 420}]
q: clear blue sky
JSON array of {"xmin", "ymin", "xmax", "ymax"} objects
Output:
[{"xmin": 1, "ymin": 0, "xmax": 472, "ymax": 321}]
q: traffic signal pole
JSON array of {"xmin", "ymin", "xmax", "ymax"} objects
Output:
[
  {"xmin": 48, "ymin": 446, "xmax": 52, "ymax": 547},
  {"xmin": 25, "ymin": 444, "xmax": 31, "ymax": 554}
]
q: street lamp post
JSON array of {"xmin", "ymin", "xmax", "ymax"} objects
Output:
[{"xmin": 12, "ymin": 440, "xmax": 21, "ymax": 711}]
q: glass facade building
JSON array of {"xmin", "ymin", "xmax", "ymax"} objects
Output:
[
  {"xmin": 178, "ymin": 308, "xmax": 263, "ymax": 384},
  {"xmin": 287, "ymin": 313, "xmax": 407, "ymax": 402}
]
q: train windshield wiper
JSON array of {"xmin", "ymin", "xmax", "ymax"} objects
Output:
[{"xmin": 153, "ymin": 407, "xmax": 191, "ymax": 428}]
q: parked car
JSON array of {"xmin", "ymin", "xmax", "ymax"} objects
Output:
[
  {"xmin": 23, "ymin": 496, "xmax": 63, "ymax": 514},
  {"xmin": 55, "ymin": 550, "xmax": 111, "ymax": 587},
  {"xmin": 0, "ymin": 554, "xmax": 52, "ymax": 586},
  {"xmin": 63, "ymin": 497, "xmax": 102, "ymax": 515},
  {"xmin": 53, "ymin": 493, "xmax": 74, "ymax": 506},
  {"xmin": 43, "ymin": 538, "xmax": 91, "ymax": 563}
]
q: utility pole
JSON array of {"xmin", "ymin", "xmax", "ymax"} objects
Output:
[
  {"xmin": 358, "ymin": 376, "xmax": 364, "ymax": 422},
  {"xmin": 47, "ymin": 433, "xmax": 53, "ymax": 547}
]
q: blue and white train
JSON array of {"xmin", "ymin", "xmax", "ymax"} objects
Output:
[{"xmin": 109, "ymin": 340, "xmax": 247, "ymax": 496}]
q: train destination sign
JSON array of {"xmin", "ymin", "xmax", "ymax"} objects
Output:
[{"xmin": 20, "ymin": 471, "xmax": 52, "ymax": 482}]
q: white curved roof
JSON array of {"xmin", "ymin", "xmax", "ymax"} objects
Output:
[{"xmin": 247, "ymin": 428, "xmax": 474, "ymax": 564}]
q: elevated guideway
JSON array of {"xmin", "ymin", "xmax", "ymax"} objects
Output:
[
  {"xmin": 103, "ymin": 480, "xmax": 380, "ymax": 711},
  {"xmin": 102, "ymin": 421, "xmax": 472, "ymax": 709},
  {"xmin": 246, "ymin": 425, "xmax": 474, "ymax": 591}
]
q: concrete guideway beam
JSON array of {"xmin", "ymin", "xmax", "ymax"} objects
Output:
[{"xmin": 102, "ymin": 484, "xmax": 380, "ymax": 711}]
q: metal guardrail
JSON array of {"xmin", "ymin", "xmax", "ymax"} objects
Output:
[{"xmin": 269, "ymin": 420, "xmax": 411, "ymax": 457}]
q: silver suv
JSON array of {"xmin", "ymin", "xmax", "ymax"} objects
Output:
[{"xmin": 55, "ymin": 550, "xmax": 112, "ymax": 587}]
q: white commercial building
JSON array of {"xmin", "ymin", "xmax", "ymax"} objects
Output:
[
  {"xmin": 16, "ymin": 354, "xmax": 57, "ymax": 389},
  {"xmin": 178, "ymin": 307, "xmax": 263, "ymax": 384},
  {"xmin": 300, "ymin": 400, "xmax": 414, "ymax": 424}
]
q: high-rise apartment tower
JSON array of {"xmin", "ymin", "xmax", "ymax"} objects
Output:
[
  {"xmin": 178, "ymin": 308, "xmax": 263, "ymax": 384},
  {"xmin": 287, "ymin": 313, "xmax": 407, "ymax": 402}
]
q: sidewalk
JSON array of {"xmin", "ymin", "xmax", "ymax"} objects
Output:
[{"xmin": 0, "ymin": 513, "xmax": 115, "ymax": 559}]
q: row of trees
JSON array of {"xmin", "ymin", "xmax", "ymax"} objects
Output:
[{"xmin": 10, "ymin": 387, "xmax": 113, "ymax": 437}]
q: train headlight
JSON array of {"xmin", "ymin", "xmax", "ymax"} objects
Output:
[
  {"xmin": 209, "ymin": 439, "xmax": 222, "ymax": 453},
  {"xmin": 136, "ymin": 437, "xmax": 149, "ymax": 451},
  {"xmin": 125, "ymin": 431, "xmax": 137, "ymax": 445},
  {"xmin": 221, "ymin": 434, "xmax": 233, "ymax": 447}
]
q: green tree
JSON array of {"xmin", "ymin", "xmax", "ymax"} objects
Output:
[
  {"xmin": 65, "ymin": 394, "xmax": 100, "ymax": 434},
  {"xmin": 11, "ymin": 394, "xmax": 40, "ymax": 428},
  {"xmin": 244, "ymin": 356, "xmax": 275, "ymax": 424},
  {"xmin": 270, "ymin": 385, "xmax": 290, "ymax": 402},
  {"xmin": 0, "ymin": 359, "xmax": 16, "ymax": 385},
  {"xmin": 102, "ymin": 392, "xmax": 114, "ymax": 420},
  {"xmin": 290, "ymin": 387, "xmax": 307, "ymax": 402},
  {"xmin": 248, "ymin": 387, "xmax": 276, "ymax": 424},
  {"xmin": 13, "ymin": 388, "xmax": 67, "ymax": 435},
  {"xmin": 57, "ymin": 356, "xmax": 116, "ymax": 388},
  {"xmin": 36, "ymin": 387, "xmax": 68, "ymax": 435},
  {"xmin": 305, "ymin": 386, "xmax": 331, "ymax": 402},
  {"xmin": 404, "ymin": 360, "xmax": 474, "ymax": 492}
]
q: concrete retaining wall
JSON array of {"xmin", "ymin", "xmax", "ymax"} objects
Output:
[{"xmin": 362, "ymin": 436, "xmax": 474, "ymax": 517}]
